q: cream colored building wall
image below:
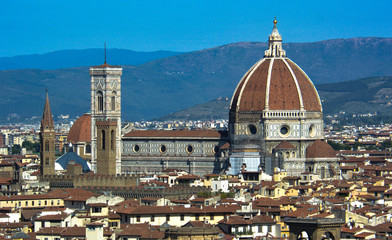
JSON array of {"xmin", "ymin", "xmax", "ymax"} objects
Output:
[
  {"xmin": 87, "ymin": 195, "xmax": 125, "ymax": 206},
  {"xmin": 0, "ymin": 198, "xmax": 64, "ymax": 209},
  {"xmin": 73, "ymin": 215, "xmax": 91, "ymax": 227},
  {"xmin": 273, "ymin": 171, "xmax": 287, "ymax": 182},
  {"xmin": 128, "ymin": 213, "xmax": 224, "ymax": 227},
  {"xmin": 345, "ymin": 211, "xmax": 369, "ymax": 227},
  {"xmin": 274, "ymin": 187, "xmax": 286, "ymax": 198},
  {"xmin": 285, "ymin": 188, "xmax": 299, "ymax": 197},
  {"xmin": 36, "ymin": 235, "xmax": 62, "ymax": 240},
  {"xmin": 90, "ymin": 206, "xmax": 109, "ymax": 217},
  {"xmin": 86, "ymin": 225, "xmax": 104, "ymax": 240}
]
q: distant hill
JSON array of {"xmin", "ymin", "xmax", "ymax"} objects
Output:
[
  {"xmin": 158, "ymin": 76, "xmax": 392, "ymax": 121},
  {"xmin": 0, "ymin": 49, "xmax": 183, "ymax": 70},
  {"xmin": 0, "ymin": 37, "xmax": 392, "ymax": 121},
  {"xmin": 318, "ymin": 76, "xmax": 392, "ymax": 115},
  {"xmin": 157, "ymin": 97, "xmax": 231, "ymax": 121}
]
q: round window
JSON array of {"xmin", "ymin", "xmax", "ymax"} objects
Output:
[
  {"xmin": 213, "ymin": 146, "xmax": 220, "ymax": 154},
  {"xmin": 186, "ymin": 145, "xmax": 194, "ymax": 154},
  {"xmin": 159, "ymin": 145, "xmax": 167, "ymax": 153},
  {"xmin": 248, "ymin": 124, "xmax": 257, "ymax": 135},
  {"xmin": 133, "ymin": 144, "xmax": 140, "ymax": 153},
  {"xmin": 309, "ymin": 125, "xmax": 316, "ymax": 138},
  {"xmin": 279, "ymin": 125, "xmax": 290, "ymax": 137}
]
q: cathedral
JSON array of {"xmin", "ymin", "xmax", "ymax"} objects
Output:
[{"xmin": 60, "ymin": 20, "xmax": 339, "ymax": 178}]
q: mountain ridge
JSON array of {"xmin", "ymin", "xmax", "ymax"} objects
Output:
[
  {"xmin": 0, "ymin": 49, "xmax": 184, "ymax": 70},
  {"xmin": 158, "ymin": 76, "xmax": 392, "ymax": 121},
  {"xmin": 1, "ymin": 37, "xmax": 392, "ymax": 121}
]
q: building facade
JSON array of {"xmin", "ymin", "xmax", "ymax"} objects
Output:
[
  {"xmin": 68, "ymin": 19, "xmax": 338, "ymax": 178},
  {"xmin": 228, "ymin": 19, "xmax": 335, "ymax": 177}
]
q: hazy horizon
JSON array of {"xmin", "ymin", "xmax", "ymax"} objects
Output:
[{"xmin": 1, "ymin": 0, "xmax": 391, "ymax": 57}]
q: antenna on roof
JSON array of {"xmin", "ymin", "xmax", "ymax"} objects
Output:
[
  {"xmin": 45, "ymin": 88, "xmax": 48, "ymax": 94},
  {"xmin": 104, "ymin": 42, "xmax": 107, "ymax": 64}
]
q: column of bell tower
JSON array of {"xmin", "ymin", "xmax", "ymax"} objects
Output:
[
  {"xmin": 90, "ymin": 62, "xmax": 122, "ymax": 174},
  {"xmin": 40, "ymin": 92, "xmax": 56, "ymax": 176}
]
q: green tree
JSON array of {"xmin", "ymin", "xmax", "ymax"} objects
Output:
[
  {"xmin": 11, "ymin": 145, "xmax": 21, "ymax": 155},
  {"xmin": 33, "ymin": 142, "xmax": 40, "ymax": 153},
  {"xmin": 197, "ymin": 191, "xmax": 213, "ymax": 198},
  {"xmin": 22, "ymin": 140, "xmax": 40, "ymax": 153},
  {"xmin": 381, "ymin": 140, "xmax": 392, "ymax": 150}
]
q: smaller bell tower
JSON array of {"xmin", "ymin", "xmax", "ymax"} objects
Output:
[{"xmin": 40, "ymin": 91, "xmax": 56, "ymax": 176}]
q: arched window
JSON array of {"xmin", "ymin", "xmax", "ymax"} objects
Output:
[
  {"xmin": 97, "ymin": 91, "xmax": 103, "ymax": 112},
  {"xmin": 85, "ymin": 144, "xmax": 91, "ymax": 154},
  {"xmin": 321, "ymin": 167, "xmax": 326, "ymax": 179},
  {"xmin": 111, "ymin": 130, "xmax": 115, "ymax": 151},
  {"xmin": 111, "ymin": 92, "xmax": 116, "ymax": 111},
  {"xmin": 45, "ymin": 140, "xmax": 49, "ymax": 152},
  {"xmin": 101, "ymin": 130, "xmax": 105, "ymax": 150}
]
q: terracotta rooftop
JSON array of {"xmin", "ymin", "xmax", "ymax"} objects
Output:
[
  {"xmin": 35, "ymin": 213, "xmax": 69, "ymax": 221},
  {"xmin": 230, "ymin": 58, "xmax": 322, "ymax": 112},
  {"xmin": 91, "ymin": 62, "xmax": 121, "ymax": 68},
  {"xmin": 306, "ymin": 140, "xmax": 336, "ymax": 158},
  {"xmin": 116, "ymin": 205, "xmax": 239, "ymax": 215},
  {"xmin": 274, "ymin": 141, "xmax": 296, "ymax": 150}
]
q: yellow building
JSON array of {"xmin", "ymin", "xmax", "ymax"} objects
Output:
[{"xmin": 0, "ymin": 193, "xmax": 64, "ymax": 209}]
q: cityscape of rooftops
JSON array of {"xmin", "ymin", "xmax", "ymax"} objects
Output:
[{"xmin": 0, "ymin": 1, "xmax": 392, "ymax": 239}]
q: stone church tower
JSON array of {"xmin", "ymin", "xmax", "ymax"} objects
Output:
[
  {"xmin": 40, "ymin": 92, "xmax": 56, "ymax": 176},
  {"xmin": 90, "ymin": 62, "xmax": 122, "ymax": 174}
]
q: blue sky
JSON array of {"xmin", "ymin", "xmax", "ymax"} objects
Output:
[{"xmin": 1, "ymin": 0, "xmax": 391, "ymax": 57}]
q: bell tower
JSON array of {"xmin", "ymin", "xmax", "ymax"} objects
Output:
[
  {"xmin": 90, "ymin": 57, "xmax": 122, "ymax": 174},
  {"xmin": 40, "ymin": 91, "xmax": 56, "ymax": 176}
]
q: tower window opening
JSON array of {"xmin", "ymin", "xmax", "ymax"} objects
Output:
[
  {"xmin": 45, "ymin": 140, "xmax": 49, "ymax": 152},
  {"xmin": 101, "ymin": 130, "xmax": 105, "ymax": 150},
  {"xmin": 111, "ymin": 92, "xmax": 116, "ymax": 111},
  {"xmin": 97, "ymin": 91, "xmax": 103, "ymax": 112},
  {"xmin": 111, "ymin": 130, "xmax": 115, "ymax": 151}
]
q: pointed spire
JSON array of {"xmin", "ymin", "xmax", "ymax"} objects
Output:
[
  {"xmin": 264, "ymin": 18, "xmax": 286, "ymax": 58},
  {"xmin": 41, "ymin": 90, "xmax": 54, "ymax": 130},
  {"xmin": 104, "ymin": 42, "xmax": 107, "ymax": 64}
]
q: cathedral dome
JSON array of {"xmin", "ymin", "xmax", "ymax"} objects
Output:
[
  {"xmin": 230, "ymin": 20, "xmax": 322, "ymax": 113},
  {"xmin": 68, "ymin": 113, "xmax": 91, "ymax": 143}
]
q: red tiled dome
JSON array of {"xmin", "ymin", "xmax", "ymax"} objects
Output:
[
  {"xmin": 230, "ymin": 58, "xmax": 322, "ymax": 113},
  {"xmin": 68, "ymin": 114, "xmax": 91, "ymax": 143},
  {"xmin": 230, "ymin": 20, "xmax": 322, "ymax": 114},
  {"xmin": 306, "ymin": 140, "xmax": 336, "ymax": 158}
]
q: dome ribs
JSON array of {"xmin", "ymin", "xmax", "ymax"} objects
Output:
[
  {"xmin": 230, "ymin": 71, "xmax": 249, "ymax": 111},
  {"xmin": 286, "ymin": 60, "xmax": 322, "ymax": 112},
  {"xmin": 246, "ymin": 64, "xmax": 269, "ymax": 111},
  {"xmin": 269, "ymin": 59, "xmax": 300, "ymax": 110},
  {"xmin": 235, "ymin": 59, "xmax": 270, "ymax": 112},
  {"xmin": 230, "ymin": 57, "xmax": 322, "ymax": 113}
]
